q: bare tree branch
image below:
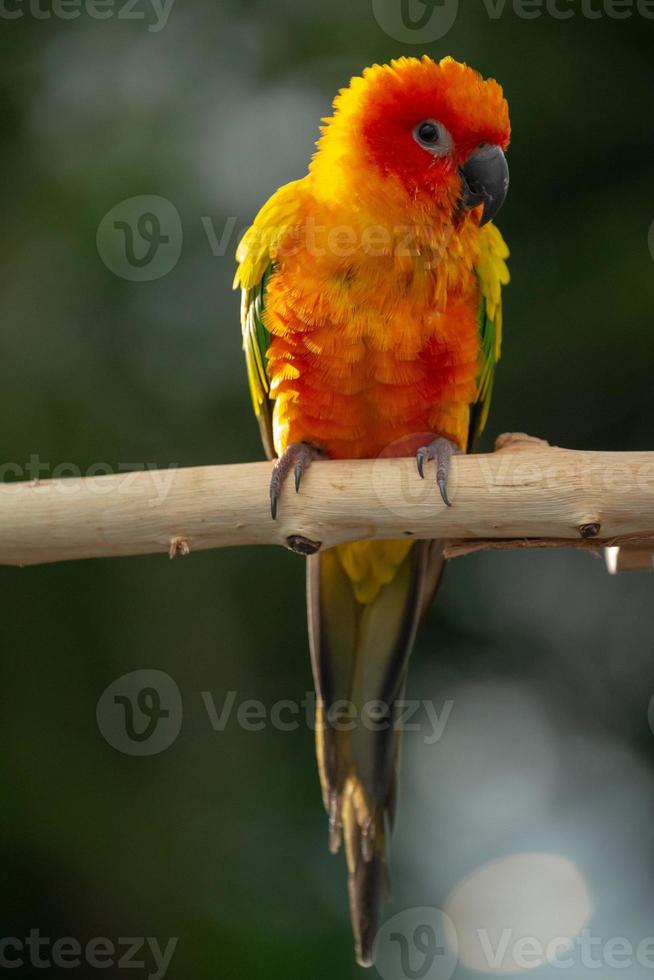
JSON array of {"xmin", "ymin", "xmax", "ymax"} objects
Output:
[{"xmin": 1, "ymin": 433, "xmax": 653, "ymax": 570}]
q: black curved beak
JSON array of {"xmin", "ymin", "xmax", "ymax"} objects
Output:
[{"xmin": 459, "ymin": 145, "xmax": 509, "ymax": 226}]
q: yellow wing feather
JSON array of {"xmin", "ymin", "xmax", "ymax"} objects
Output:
[
  {"xmin": 234, "ymin": 180, "xmax": 304, "ymax": 458},
  {"xmin": 470, "ymin": 222, "xmax": 510, "ymax": 444}
]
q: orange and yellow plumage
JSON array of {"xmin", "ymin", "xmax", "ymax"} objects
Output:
[{"xmin": 234, "ymin": 55, "xmax": 511, "ymax": 966}]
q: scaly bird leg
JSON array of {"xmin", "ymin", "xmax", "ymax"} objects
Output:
[
  {"xmin": 270, "ymin": 441, "xmax": 326, "ymax": 520},
  {"xmin": 416, "ymin": 436, "xmax": 462, "ymax": 507}
]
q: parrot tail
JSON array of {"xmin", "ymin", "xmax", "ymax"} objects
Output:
[{"xmin": 307, "ymin": 539, "xmax": 444, "ymax": 967}]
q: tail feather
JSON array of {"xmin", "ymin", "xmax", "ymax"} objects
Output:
[
  {"xmin": 346, "ymin": 818, "xmax": 389, "ymax": 967},
  {"xmin": 306, "ymin": 539, "xmax": 445, "ymax": 966}
]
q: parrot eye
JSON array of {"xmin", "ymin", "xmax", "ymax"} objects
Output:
[
  {"xmin": 417, "ymin": 121, "xmax": 439, "ymax": 144},
  {"xmin": 413, "ymin": 119, "xmax": 453, "ymax": 156}
]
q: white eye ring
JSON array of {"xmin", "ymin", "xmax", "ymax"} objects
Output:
[{"xmin": 413, "ymin": 119, "xmax": 453, "ymax": 157}]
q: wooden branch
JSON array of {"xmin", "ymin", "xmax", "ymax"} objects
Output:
[{"xmin": 1, "ymin": 433, "xmax": 653, "ymax": 569}]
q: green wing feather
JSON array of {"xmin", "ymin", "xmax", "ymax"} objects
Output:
[
  {"xmin": 469, "ymin": 223, "xmax": 510, "ymax": 449},
  {"xmin": 240, "ymin": 266, "xmax": 275, "ymax": 459}
]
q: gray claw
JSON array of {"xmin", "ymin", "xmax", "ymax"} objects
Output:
[
  {"xmin": 437, "ymin": 475, "xmax": 452, "ymax": 507},
  {"xmin": 269, "ymin": 441, "xmax": 324, "ymax": 521},
  {"xmin": 270, "ymin": 473, "xmax": 281, "ymax": 519},
  {"xmin": 415, "ymin": 436, "xmax": 459, "ymax": 507}
]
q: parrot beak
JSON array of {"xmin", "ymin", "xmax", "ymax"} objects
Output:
[{"xmin": 459, "ymin": 145, "xmax": 509, "ymax": 226}]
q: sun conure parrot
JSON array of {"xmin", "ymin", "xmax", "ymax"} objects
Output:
[{"xmin": 234, "ymin": 55, "xmax": 510, "ymax": 967}]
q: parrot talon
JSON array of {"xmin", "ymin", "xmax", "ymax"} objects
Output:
[
  {"xmin": 437, "ymin": 475, "xmax": 451, "ymax": 508},
  {"xmin": 270, "ymin": 441, "xmax": 326, "ymax": 520},
  {"xmin": 415, "ymin": 436, "xmax": 461, "ymax": 507}
]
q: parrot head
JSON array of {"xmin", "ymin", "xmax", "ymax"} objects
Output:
[{"xmin": 311, "ymin": 55, "xmax": 510, "ymax": 227}]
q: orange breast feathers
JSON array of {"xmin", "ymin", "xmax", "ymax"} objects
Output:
[{"xmin": 263, "ymin": 199, "xmax": 484, "ymax": 460}]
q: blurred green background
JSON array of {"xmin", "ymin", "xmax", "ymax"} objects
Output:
[{"xmin": 1, "ymin": 1, "xmax": 654, "ymax": 977}]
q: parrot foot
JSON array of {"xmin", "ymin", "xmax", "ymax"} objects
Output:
[
  {"xmin": 416, "ymin": 436, "xmax": 461, "ymax": 507},
  {"xmin": 270, "ymin": 441, "xmax": 326, "ymax": 520}
]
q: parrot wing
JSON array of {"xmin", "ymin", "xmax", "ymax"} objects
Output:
[
  {"xmin": 469, "ymin": 222, "xmax": 510, "ymax": 448},
  {"xmin": 233, "ymin": 180, "xmax": 303, "ymax": 460}
]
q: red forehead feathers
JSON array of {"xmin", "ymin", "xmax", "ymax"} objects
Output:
[{"xmin": 361, "ymin": 57, "xmax": 510, "ymax": 162}]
